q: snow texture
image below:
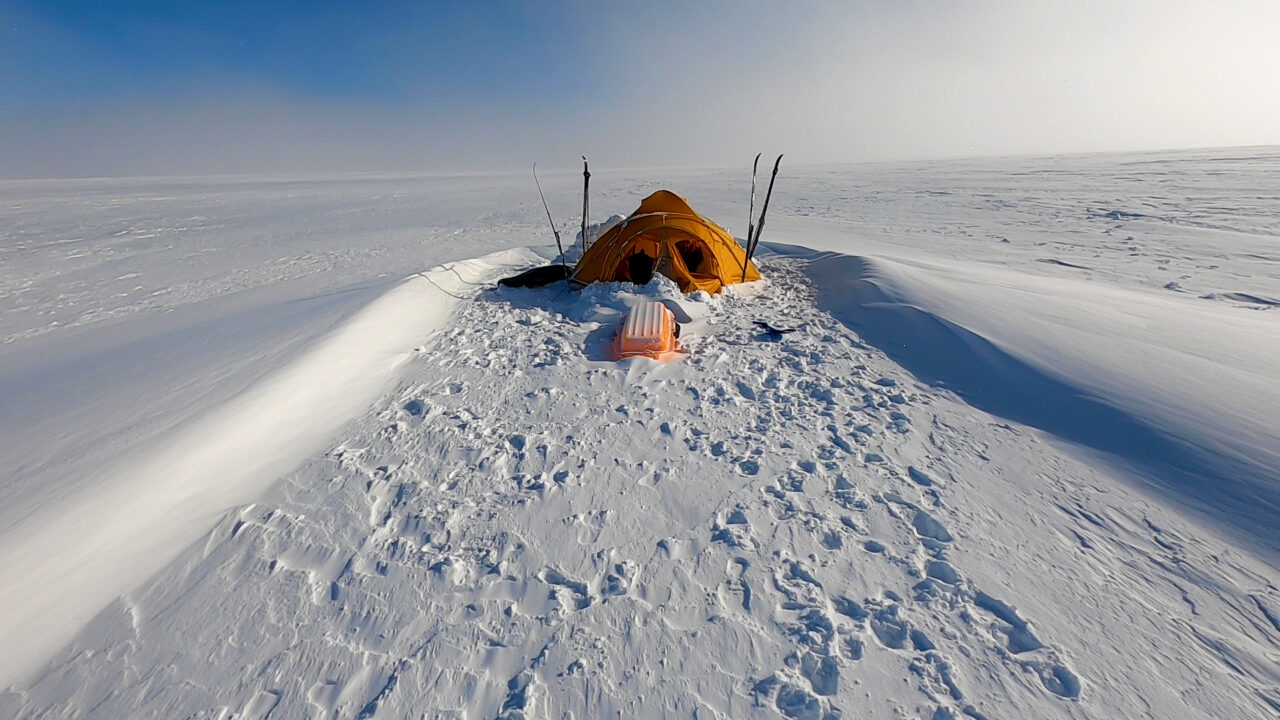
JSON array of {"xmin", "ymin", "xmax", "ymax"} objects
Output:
[{"xmin": 1, "ymin": 147, "xmax": 1279, "ymax": 718}]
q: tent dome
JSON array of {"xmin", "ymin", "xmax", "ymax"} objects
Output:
[{"xmin": 571, "ymin": 191, "xmax": 761, "ymax": 294}]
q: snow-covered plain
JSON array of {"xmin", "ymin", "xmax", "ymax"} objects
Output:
[{"xmin": 1, "ymin": 147, "xmax": 1278, "ymax": 718}]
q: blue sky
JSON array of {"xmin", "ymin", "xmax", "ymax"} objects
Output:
[
  {"xmin": 4, "ymin": 1, "xmax": 595, "ymax": 105},
  {"xmin": 3, "ymin": 1, "xmax": 1279, "ymax": 177}
]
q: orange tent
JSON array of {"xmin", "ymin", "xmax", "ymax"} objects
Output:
[{"xmin": 571, "ymin": 190, "xmax": 761, "ymax": 294}]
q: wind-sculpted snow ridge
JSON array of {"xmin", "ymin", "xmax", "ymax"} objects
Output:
[
  {"xmin": 7, "ymin": 255, "xmax": 1279, "ymax": 719},
  {"xmin": 0, "ymin": 248, "xmax": 539, "ymax": 687},
  {"xmin": 792, "ymin": 247, "xmax": 1280, "ymax": 559}
]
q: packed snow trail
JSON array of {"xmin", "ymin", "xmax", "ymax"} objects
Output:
[{"xmin": 7, "ymin": 256, "xmax": 1279, "ymax": 719}]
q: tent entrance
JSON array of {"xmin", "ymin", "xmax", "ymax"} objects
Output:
[
  {"xmin": 607, "ymin": 230, "xmax": 722, "ymax": 289},
  {"xmin": 674, "ymin": 239, "xmax": 715, "ymax": 276},
  {"xmin": 623, "ymin": 250, "xmax": 656, "ymax": 284}
]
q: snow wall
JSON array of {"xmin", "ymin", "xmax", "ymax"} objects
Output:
[
  {"xmin": 771, "ymin": 244, "xmax": 1280, "ymax": 560},
  {"xmin": 0, "ymin": 249, "xmax": 540, "ymax": 686}
]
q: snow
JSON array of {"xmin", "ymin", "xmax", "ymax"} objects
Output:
[
  {"xmin": 797, "ymin": 249, "xmax": 1280, "ymax": 557},
  {"xmin": 1, "ymin": 148, "xmax": 1279, "ymax": 718},
  {"xmin": 0, "ymin": 248, "xmax": 535, "ymax": 686}
]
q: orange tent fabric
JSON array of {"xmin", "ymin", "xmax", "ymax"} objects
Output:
[{"xmin": 571, "ymin": 190, "xmax": 761, "ymax": 294}]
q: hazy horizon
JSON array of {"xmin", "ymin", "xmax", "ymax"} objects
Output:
[
  {"xmin": 4, "ymin": 1, "xmax": 1279, "ymax": 179},
  {"xmin": 5, "ymin": 142, "xmax": 1280, "ymax": 185}
]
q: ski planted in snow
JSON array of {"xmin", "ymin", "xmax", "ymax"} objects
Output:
[
  {"xmin": 581, "ymin": 156, "xmax": 591, "ymax": 253},
  {"xmin": 745, "ymin": 154, "xmax": 782, "ymax": 271},
  {"xmin": 742, "ymin": 153, "xmax": 763, "ymax": 282}
]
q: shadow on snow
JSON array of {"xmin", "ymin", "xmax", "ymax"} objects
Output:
[{"xmin": 788, "ymin": 247, "xmax": 1280, "ymax": 561}]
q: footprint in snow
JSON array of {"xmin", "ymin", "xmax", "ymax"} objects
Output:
[
  {"xmin": 599, "ymin": 561, "xmax": 633, "ymax": 597},
  {"xmin": 925, "ymin": 560, "xmax": 960, "ymax": 586},
  {"xmin": 967, "ymin": 589, "xmax": 1082, "ymax": 699},
  {"xmin": 711, "ymin": 508, "xmax": 755, "ymax": 550},
  {"xmin": 973, "ymin": 591, "xmax": 1042, "ymax": 654},
  {"xmin": 912, "ymin": 509, "xmax": 954, "ymax": 545},
  {"xmin": 818, "ymin": 528, "xmax": 843, "ymax": 550},
  {"xmin": 1037, "ymin": 663, "xmax": 1082, "ymax": 699},
  {"xmin": 870, "ymin": 604, "xmax": 909, "ymax": 649},
  {"xmin": 718, "ymin": 557, "xmax": 753, "ymax": 612},
  {"xmin": 798, "ymin": 650, "xmax": 840, "ymax": 696},
  {"xmin": 538, "ymin": 567, "xmax": 591, "ymax": 611},
  {"xmin": 831, "ymin": 475, "xmax": 870, "ymax": 512},
  {"xmin": 907, "ymin": 466, "xmax": 934, "ymax": 487}
]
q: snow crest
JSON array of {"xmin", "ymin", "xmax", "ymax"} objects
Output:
[
  {"xmin": 0, "ymin": 249, "xmax": 537, "ymax": 687},
  {"xmin": 796, "ymin": 247, "xmax": 1280, "ymax": 557}
]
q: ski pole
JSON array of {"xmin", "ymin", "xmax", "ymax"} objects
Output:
[{"xmin": 533, "ymin": 163, "xmax": 567, "ymax": 276}]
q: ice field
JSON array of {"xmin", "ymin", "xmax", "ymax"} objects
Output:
[{"xmin": 1, "ymin": 147, "xmax": 1278, "ymax": 718}]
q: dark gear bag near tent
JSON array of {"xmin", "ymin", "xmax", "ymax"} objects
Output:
[
  {"xmin": 496, "ymin": 264, "xmax": 572, "ymax": 288},
  {"xmin": 571, "ymin": 190, "xmax": 761, "ymax": 294}
]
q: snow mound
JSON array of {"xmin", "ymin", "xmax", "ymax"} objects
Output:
[
  {"xmin": 785, "ymin": 245, "xmax": 1280, "ymax": 557},
  {"xmin": 0, "ymin": 248, "xmax": 539, "ymax": 686},
  {"xmin": 568, "ymin": 213, "xmax": 626, "ymax": 260}
]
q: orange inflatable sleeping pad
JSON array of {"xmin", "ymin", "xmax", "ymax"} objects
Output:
[{"xmin": 613, "ymin": 301, "xmax": 686, "ymax": 361}]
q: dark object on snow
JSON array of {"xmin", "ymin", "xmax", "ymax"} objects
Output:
[
  {"xmin": 627, "ymin": 250, "xmax": 656, "ymax": 285},
  {"xmin": 497, "ymin": 264, "xmax": 573, "ymax": 288},
  {"xmin": 754, "ymin": 320, "xmax": 797, "ymax": 336}
]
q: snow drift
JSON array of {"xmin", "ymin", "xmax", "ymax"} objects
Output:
[
  {"xmin": 0, "ymin": 249, "xmax": 538, "ymax": 685},
  {"xmin": 783, "ymin": 244, "xmax": 1280, "ymax": 556}
]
